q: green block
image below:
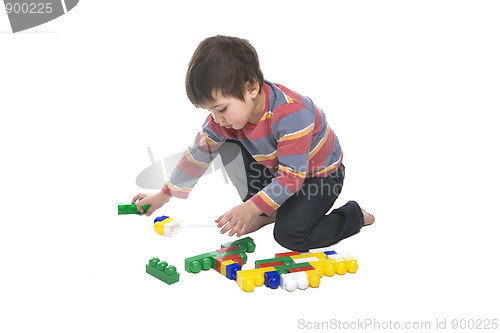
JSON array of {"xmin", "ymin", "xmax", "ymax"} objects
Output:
[
  {"xmin": 118, "ymin": 202, "xmax": 150, "ymax": 215},
  {"xmin": 210, "ymin": 247, "xmax": 249, "ymax": 268},
  {"xmin": 146, "ymin": 257, "xmax": 180, "ymax": 285},
  {"xmin": 274, "ymin": 262, "xmax": 313, "ymax": 275},
  {"xmin": 185, "ymin": 237, "xmax": 256, "ymax": 274},
  {"xmin": 220, "ymin": 237, "xmax": 256, "ymax": 253},
  {"xmin": 254, "ymin": 256, "xmax": 294, "ymax": 269},
  {"xmin": 184, "ymin": 251, "xmax": 218, "ymax": 273}
]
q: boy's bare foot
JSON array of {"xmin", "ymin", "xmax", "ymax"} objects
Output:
[
  {"xmin": 361, "ymin": 208, "xmax": 375, "ymax": 226},
  {"xmin": 241, "ymin": 213, "xmax": 276, "ymax": 235}
]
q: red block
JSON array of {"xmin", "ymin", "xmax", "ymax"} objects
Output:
[
  {"xmin": 216, "ymin": 245, "xmax": 240, "ymax": 253},
  {"xmin": 215, "ymin": 254, "xmax": 243, "ymax": 272},
  {"xmin": 289, "ymin": 265, "xmax": 315, "ymax": 273},
  {"xmin": 257, "ymin": 261, "xmax": 285, "ymax": 268},
  {"xmin": 275, "ymin": 251, "xmax": 300, "ymax": 258}
]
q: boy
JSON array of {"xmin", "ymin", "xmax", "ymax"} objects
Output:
[{"xmin": 132, "ymin": 35, "xmax": 374, "ymax": 251}]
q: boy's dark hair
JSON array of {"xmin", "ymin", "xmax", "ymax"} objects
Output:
[{"xmin": 186, "ymin": 35, "xmax": 264, "ymax": 108}]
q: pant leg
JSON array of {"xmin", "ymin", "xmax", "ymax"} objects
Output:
[
  {"xmin": 273, "ymin": 165, "xmax": 364, "ymax": 251},
  {"xmin": 218, "ymin": 140, "xmax": 274, "ymax": 202}
]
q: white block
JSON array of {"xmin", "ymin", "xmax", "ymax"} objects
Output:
[{"xmin": 280, "ymin": 272, "xmax": 309, "ymax": 292}]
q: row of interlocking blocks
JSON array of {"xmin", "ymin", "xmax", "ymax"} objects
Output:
[
  {"xmin": 236, "ymin": 247, "xmax": 358, "ymax": 292},
  {"xmin": 184, "ymin": 237, "xmax": 256, "ymax": 280},
  {"xmin": 146, "ymin": 257, "xmax": 180, "ymax": 285},
  {"xmin": 117, "ymin": 202, "xmax": 150, "ymax": 215}
]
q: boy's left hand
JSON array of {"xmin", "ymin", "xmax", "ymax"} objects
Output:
[{"xmin": 216, "ymin": 201, "xmax": 262, "ymax": 237}]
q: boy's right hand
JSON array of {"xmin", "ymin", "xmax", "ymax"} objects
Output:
[{"xmin": 132, "ymin": 191, "xmax": 171, "ymax": 216}]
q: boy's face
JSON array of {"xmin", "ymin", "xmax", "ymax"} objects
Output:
[{"xmin": 203, "ymin": 82, "xmax": 264, "ymax": 130}]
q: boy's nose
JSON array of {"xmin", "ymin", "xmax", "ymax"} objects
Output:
[{"xmin": 211, "ymin": 112, "xmax": 224, "ymax": 124}]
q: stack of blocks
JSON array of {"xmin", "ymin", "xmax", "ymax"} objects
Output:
[
  {"xmin": 146, "ymin": 257, "xmax": 180, "ymax": 285},
  {"xmin": 153, "ymin": 216, "xmax": 181, "ymax": 237},
  {"xmin": 184, "ymin": 237, "xmax": 256, "ymax": 281},
  {"xmin": 236, "ymin": 247, "xmax": 358, "ymax": 292},
  {"xmin": 184, "ymin": 237, "xmax": 358, "ymax": 292}
]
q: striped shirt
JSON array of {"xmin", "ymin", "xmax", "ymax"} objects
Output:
[{"xmin": 162, "ymin": 80, "xmax": 343, "ymax": 215}]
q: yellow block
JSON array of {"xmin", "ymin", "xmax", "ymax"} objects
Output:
[
  {"xmin": 342, "ymin": 255, "xmax": 358, "ymax": 274},
  {"xmin": 305, "ymin": 270, "xmax": 322, "ymax": 288},
  {"xmin": 310, "ymin": 257, "xmax": 348, "ymax": 277},
  {"xmin": 220, "ymin": 259, "xmax": 235, "ymax": 277},
  {"xmin": 153, "ymin": 217, "xmax": 175, "ymax": 235},
  {"xmin": 290, "ymin": 252, "xmax": 327, "ymax": 262},
  {"xmin": 236, "ymin": 267, "xmax": 276, "ymax": 292}
]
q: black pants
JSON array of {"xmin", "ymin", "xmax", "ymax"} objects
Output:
[{"xmin": 219, "ymin": 140, "xmax": 364, "ymax": 251}]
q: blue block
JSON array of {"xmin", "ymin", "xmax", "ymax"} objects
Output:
[
  {"xmin": 226, "ymin": 263, "xmax": 242, "ymax": 280},
  {"xmin": 324, "ymin": 250, "xmax": 337, "ymax": 256},
  {"xmin": 154, "ymin": 215, "xmax": 170, "ymax": 223},
  {"xmin": 264, "ymin": 271, "xmax": 280, "ymax": 289}
]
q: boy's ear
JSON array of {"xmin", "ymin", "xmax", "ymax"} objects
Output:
[{"xmin": 246, "ymin": 79, "xmax": 260, "ymax": 98}]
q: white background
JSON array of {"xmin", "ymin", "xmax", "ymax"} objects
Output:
[{"xmin": 1, "ymin": 1, "xmax": 499, "ymax": 332}]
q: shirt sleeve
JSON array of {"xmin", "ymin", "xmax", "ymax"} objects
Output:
[
  {"xmin": 250, "ymin": 105, "xmax": 316, "ymax": 215},
  {"xmin": 162, "ymin": 117, "xmax": 228, "ymax": 198}
]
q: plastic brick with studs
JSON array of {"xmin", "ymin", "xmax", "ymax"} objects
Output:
[
  {"xmin": 153, "ymin": 216, "xmax": 182, "ymax": 236},
  {"xmin": 184, "ymin": 237, "xmax": 255, "ymax": 274},
  {"xmin": 235, "ymin": 249, "xmax": 358, "ymax": 292},
  {"xmin": 118, "ymin": 202, "xmax": 150, "ymax": 215},
  {"xmin": 146, "ymin": 257, "xmax": 180, "ymax": 285}
]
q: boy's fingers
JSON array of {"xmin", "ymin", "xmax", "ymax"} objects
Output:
[
  {"xmin": 132, "ymin": 193, "xmax": 145, "ymax": 204},
  {"xmin": 145, "ymin": 202, "xmax": 161, "ymax": 216},
  {"xmin": 230, "ymin": 220, "xmax": 244, "ymax": 237},
  {"xmin": 237, "ymin": 223, "xmax": 246, "ymax": 237},
  {"xmin": 217, "ymin": 213, "xmax": 231, "ymax": 228},
  {"xmin": 136, "ymin": 199, "xmax": 147, "ymax": 213},
  {"xmin": 215, "ymin": 214, "xmax": 225, "ymax": 224},
  {"xmin": 220, "ymin": 219, "xmax": 237, "ymax": 234},
  {"xmin": 137, "ymin": 204, "xmax": 144, "ymax": 213}
]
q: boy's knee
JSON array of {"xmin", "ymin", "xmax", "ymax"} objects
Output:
[{"xmin": 273, "ymin": 224, "xmax": 308, "ymax": 252}]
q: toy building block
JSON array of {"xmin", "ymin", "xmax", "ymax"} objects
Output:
[
  {"xmin": 307, "ymin": 245, "xmax": 337, "ymax": 255},
  {"xmin": 185, "ymin": 237, "xmax": 255, "ymax": 274},
  {"xmin": 153, "ymin": 216, "xmax": 182, "ymax": 237},
  {"xmin": 280, "ymin": 271, "xmax": 310, "ymax": 292},
  {"xmin": 258, "ymin": 261, "xmax": 285, "ymax": 269},
  {"xmin": 185, "ymin": 253, "xmax": 213, "ymax": 273},
  {"xmin": 220, "ymin": 259, "xmax": 243, "ymax": 280},
  {"xmin": 309, "ymin": 255, "xmax": 356, "ymax": 277},
  {"xmin": 264, "ymin": 271, "xmax": 281, "ymax": 289},
  {"xmin": 118, "ymin": 202, "xmax": 150, "ymax": 215},
  {"xmin": 216, "ymin": 245, "xmax": 240, "ymax": 254},
  {"xmin": 226, "ymin": 262, "xmax": 242, "ymax": 280},
  {"xmin": 274, "ymin": 262, "xmax": 313, "ymax": 275},
  {"xmin": 232, "ymin": 247, "xmax": 357, "ymax": 292},
  {"xmin": 146, "ymin": 257, "xmax": 180, "ymax": 285},
  {"xmin": 255, "ymin": 256, "xmax": 293, "ymax": 269},
  {"xmin": 275, "ymin": 251, "xmax": 300, "ymax": 258},
  {"xmin": 236, "ymin": 267, "xmax": 276, "ymax": 292},
  {"xmin": 290, "ymin": 252, "xmax": 327, "ymax": 262},
  {"xmin": 289, "ymin": 265, "xmax": 316, "ymax": 273},
  {"xmin": 220, "ymin": 237, "xmax": 256, "ymax": 253},
  {"xmin": 154, "ymin": 216, "xmax": 170, "ymax": 223},
  {"xmin": 305, "ymin": 270, "xmax": 321, "ymax": 288},
  {"xmin": 337, "ymin": 253, "xmax": 358, "ymax": 273},
  {"xmin": 215, "ymin": 254, "xmax": 243, "ymax": 273}
]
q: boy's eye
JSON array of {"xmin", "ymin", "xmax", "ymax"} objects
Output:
[{"xmin": 219, "ymin": 107, "xmax": 227, "ymax": 113}]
